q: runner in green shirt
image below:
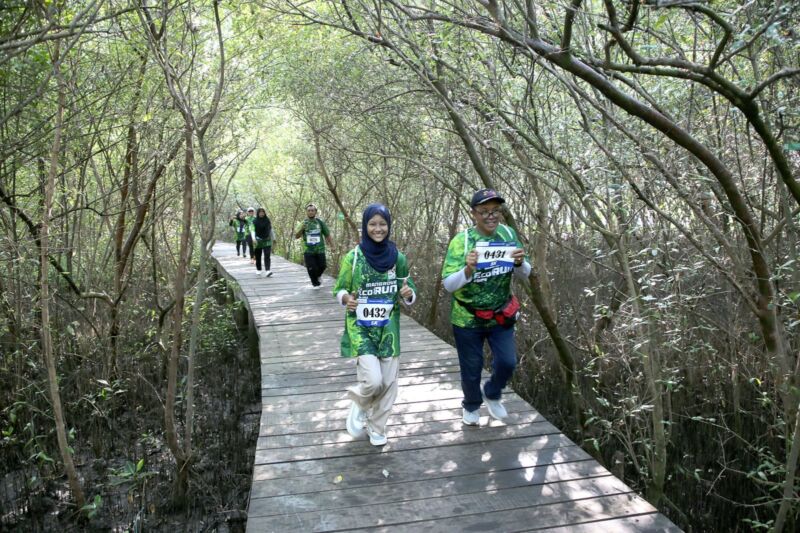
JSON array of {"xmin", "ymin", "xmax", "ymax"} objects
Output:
[
  {"xmin": 442, "ymin": 188, "xmax": 530, "ymax": 426},
  {"xmin": 245, "ymin": 207, "xmax": 256, "ymax": 263},
  {"xmin": 333, "ymin": 203, "xmax": 416, "ymax": 446},
  {"xmin": 229, "ymin": 211, "xmax": 249, "ymax": 257},
  {"xmin": 295, "ymin": 203, "xmax": 333, "ymax": 289}
]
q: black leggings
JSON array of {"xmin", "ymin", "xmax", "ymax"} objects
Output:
[
  {"xmin": 304, "ymin": 252, "xmax": 326, "ymax": 286},
  {"xmin": 255, "ymin": 246, "xmax": 271, "ymax": 271},
  {"xmin": 236, "ymin": 239, "xmax": 248, "ymax": 256},
  {"xmin": 245, "ymin": 236, "xmax": 254, "ymax": 258}
]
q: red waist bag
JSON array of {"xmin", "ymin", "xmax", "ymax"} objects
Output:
[
  {"xmin": 457, "ymin": 296, "xmax": 520, "ymax": 328},
  {"xmin": 493, "ymin": 296, "xmax": 520, "ymax": 327}
]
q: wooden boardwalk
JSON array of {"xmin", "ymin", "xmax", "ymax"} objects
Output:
[{"xmin": 210, "ymin": 242, "xmax": 681, "ymax": 532}]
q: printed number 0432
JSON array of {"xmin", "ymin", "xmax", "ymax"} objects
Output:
[{"xmin": 363, "ymin": 307, "xmax": 388, "ymax": 318}]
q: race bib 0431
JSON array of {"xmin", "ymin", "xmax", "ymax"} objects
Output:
[
  {"xmin": 475, "ymin": 241, "xmax": 517, "ymax": 270},
  {"xmin": 355, "ymin": 298, "xmax": 394, "ymax": 327}
]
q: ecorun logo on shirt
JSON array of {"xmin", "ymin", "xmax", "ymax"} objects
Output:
[
  {"xmin": 359, "ymin": 280, "xmax": 398, "ymax": 297},
  {"xmin": 473, "ymin": 265, "xmax": 513, "ymax": 283}
]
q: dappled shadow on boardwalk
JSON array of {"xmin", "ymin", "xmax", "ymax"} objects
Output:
[{"xmin": 211, "ymin": 243, "xmax": 681, "ymax": 533}]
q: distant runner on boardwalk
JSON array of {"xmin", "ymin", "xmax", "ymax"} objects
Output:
[
  {"xmin": 245, "ymin": 207, "xmax": 256, "ymax": 264},
  {"xmin": 229, "ymin": 210, "xmax": 249, "ymax": 257},
  {"xmin": 295, "ymin": 203, "xmax": 334, "ymax": 289},
  {"xmin": 252, "ymin": 207, "xmax": 274, "ymax": 278}
]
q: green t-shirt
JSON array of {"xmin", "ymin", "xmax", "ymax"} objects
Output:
[
  {"xmin": 333, "ymin": 247, "xmax": 416, "ymax": 358},
  {"xmin": 230, "ymin": 218, "xmax": 248, "ymax": 241},
  {"xmin": 442, "ymin": 224, "xmax": 522, "ymax": 328},
  {"xmin": 246, "ymin": 216, "xmax": 256, "ymax": 235},
  {"xmin": 298, "ymin": 218, "xmax": 330, "ymax": 254}
]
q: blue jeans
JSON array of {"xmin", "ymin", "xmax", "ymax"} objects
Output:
[{"xmin": 453, "ymin": 324, "xmax": 517, "ymax": 412}]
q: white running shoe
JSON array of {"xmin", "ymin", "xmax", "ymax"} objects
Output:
[
  {"xmin": 265, "ymin": 270, "xmax": 272, "ymax": 277},
  {"xmin": 482, "ymin": 389, "xmax": 508, "ymax": 420},
  {"xmin": 366, "ymin": 426, "xmax": 387, "ymax": 446},
  {"xmin": 462, "ymin": 408, "xmax": 480, "ymax": 426},
  {"xmin": 346, "ymin": 402, "xmax": 365, "ymax": 438}
]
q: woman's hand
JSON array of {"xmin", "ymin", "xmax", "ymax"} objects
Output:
[
  {"xmin": 399, "ymin": 279, "xmax": 412, "ymax": 300},
  {"xmin": 344, "ymin": 292, "xmax": 358, "ymax": 311}
]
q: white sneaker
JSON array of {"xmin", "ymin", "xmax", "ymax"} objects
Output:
[
  {"xmin": 265, "ymin": 270, "xmax": 272, "ymax": 277},
  {"xmin": 311, "ymin": 285, "xmax": 321, "ymax": 290},
  {"xmin": 366, "ymin": 427, "xmax": 387, "ymax": 446},
  {"xmin": 346, "ymin": 402, "xmax": 365, "ymax": 438},
  {"xmin": 462, "ymin": 408, "xmax": 480, "ymax": 426},
  {"xmin": 482, "ymin": 389, "xmax": 508, "ymax": 420}
]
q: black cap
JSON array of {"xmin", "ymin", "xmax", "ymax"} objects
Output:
[{"xmin": 470, "ymin": 188, "xmax": 506, "ymax": 208}]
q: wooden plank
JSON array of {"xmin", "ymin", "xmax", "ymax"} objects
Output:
[
  {"xmin": 250, "ymin": 443, "xmax": 592, "ymax": 494},
  {"xmin": 248, "ymin": 461, "xmax": 612, "ymax": 516},
  {"xmin": 259, "ymin": 399, "xmax": 536, "ymax": 436},
  {"xmin": 247, "ymin": 481, "xmax": 642, "ymax": 531},
  {"xmin": 260, "ymin": 364, "xmax": 461, "ymax": 389},
  {"xmin": 260, "ymin": 382, "xmax": 462, "ymax": 407},
  {"xmin": 261, "ymin": 318, "xmax": 440, "ymax": 336},
  {"xmin": 258, "ymin": 404, "xmax": 540, "ymax": 444},
  {"xmin": 260, "ymin": 369, "xmax": 461, "ymax": 397},
  {"xmin": 248, "ymin": 456, "xmax": 599, "ymax": 504},
  {"xmin": 259, "ymin": 358, "xmax": 461, "ymax": 386},
  {"xmin": 257, "ymin": 389, "xmax": 527, "ymax": 415},
  {"xmin": 251, "ymin": 435, "xmax": 586, "ymax": 482},
  {"xmin": 258, "ymin": 349, "xmax": 458, "ymax": 371},
  {"xmin": 260, "ymin": 379, "xmax": 464, "ymax": 404},
  {"xmin": 258, "ymin": 346, "xmax": 457, "ymax": 366},
  {"xmin": 329, "ymin": 493, "xmax": 659, "ymax": 533},
  {"xmin": 256, "ymin": 332, "xmax": 446, "ymax": 357},
  {"xmin": 256, "ymin": 420, "xmax": 563, "ymax": 463},
  {"xmin": 256, "ymin": 397, "xmax": 528, "ymax": 434},
  {"xmin": 533, "ymin": 512, "xmax": 683, "ymax": 532}
]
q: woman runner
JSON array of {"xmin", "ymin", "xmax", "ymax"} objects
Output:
[
  {"xmin": 230, "ymin": 211, "xmax": 249, "ymax": 257},
  {"xmin": 245, "ymin": 207, "xmax": 256, "ymax": 263},
  {"xmin": 333, "ymin": 203, "xmax": 416, "ymax": 446},
  {"xmin": 252, "ymin": 207, "xmax": 273, "ymax": 278}
]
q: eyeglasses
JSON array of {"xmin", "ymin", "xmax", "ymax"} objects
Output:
[{"xmin": 474, "ymin": 208, "xmax": 502, "ymax": 219}]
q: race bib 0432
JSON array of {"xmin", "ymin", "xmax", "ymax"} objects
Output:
[
  {"xmin": 475, "ymin": 241, "xmax": 517, "ymax": 270},
  {"xmin": 355, "ymin": 298, "xmax": 394, "ymax": 327}
]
